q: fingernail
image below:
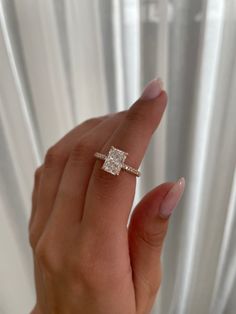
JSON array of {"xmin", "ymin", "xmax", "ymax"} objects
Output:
[
  {"xmin": 140, "ymin": 78, "xmax": 164, "ymax": 101},
  {"xmin": 159, "ymin": 177, "xmax": 185, "ymax": 219}
]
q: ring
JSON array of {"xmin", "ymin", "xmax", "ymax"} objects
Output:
[{"xmin": 94, "ymin": 146, "xmax": 141, "ymax": 177}]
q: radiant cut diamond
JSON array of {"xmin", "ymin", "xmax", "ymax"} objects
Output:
[{"xmin": 102, "ymin": 146, "xmax": 128, "ymax": 175}]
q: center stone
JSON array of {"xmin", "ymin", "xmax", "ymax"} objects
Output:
[{"xmin": 102, "ymin": 146, "xmax": 128, "ymax": 176}]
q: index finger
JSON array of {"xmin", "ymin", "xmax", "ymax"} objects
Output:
[{"xmin": 82, "ymin": 79, "xmax": 167, "ymax": 231}]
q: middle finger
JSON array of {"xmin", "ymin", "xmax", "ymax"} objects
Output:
[{"xmin": 83, "ymin": 83, "xmax": 167, "ymax": 232}]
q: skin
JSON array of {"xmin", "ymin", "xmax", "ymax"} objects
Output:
[{"xmin": 29, "ymin": 91, "xmax": 176, "ymax": 314}]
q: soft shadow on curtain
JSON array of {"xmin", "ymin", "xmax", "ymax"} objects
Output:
[{"xmin": 0, "ymin": 1, "xmax": 235, "ymax": 313}]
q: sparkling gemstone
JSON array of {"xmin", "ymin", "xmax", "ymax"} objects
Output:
[{"xmin": 102, "ymin": 146, "xmax": 128, "ymax": 175}]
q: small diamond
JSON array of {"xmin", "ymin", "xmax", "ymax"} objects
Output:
[{"xmin": 102, "ymin": 146, "xmax": 128, "ymax": 175}]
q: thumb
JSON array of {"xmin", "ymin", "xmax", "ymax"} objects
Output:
[{"xmin": 128, "ymin": 178, "xmax": 185, "ymax": 312}]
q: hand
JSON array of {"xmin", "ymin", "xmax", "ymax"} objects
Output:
[{"xmin": 29, "ymin": 79, "xmax": 185, "ymax": 314}]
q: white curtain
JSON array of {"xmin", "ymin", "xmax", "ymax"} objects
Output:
[{"xmin": 0, "ymin": 0, "xmax": 236, "ymax": 313}]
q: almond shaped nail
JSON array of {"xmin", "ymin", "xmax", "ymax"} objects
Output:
[
  {"xmin": 159, "ymin": 177, "xmax": 185, "ymax": 219},
  {"xmin": 140, "ymin": 78, "xmax": 164, "ymax": 101}
]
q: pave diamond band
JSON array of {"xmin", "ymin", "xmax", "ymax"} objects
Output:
[{"xmin": 94, "ymin": 146, "xmax": 141, "ymax": 177}]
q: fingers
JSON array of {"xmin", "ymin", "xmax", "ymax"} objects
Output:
[
  {"xmin": 29, "ymin": 165, "xmax": 43, "ymax": 232},
  {"xmin": 29, "ymin": 113, "xmax": 115, "ymax": 249},
  {"xmin": 53, "ymin": 113, "xmax": 112, "ymax": 152},
  {"xmin": 128, "ymin": 179, "xmax": 185, "ymax": 313},
  {"xmin": 83, "ymin": 79, "xmax": 167, "ymax": 231},
  {"xmin": 28, "ymin": 165, "xmax": 47, "ymax": 312},
  {"xmin": 46, "ymin": 112, "xmax": 127, "ymax": 230}
]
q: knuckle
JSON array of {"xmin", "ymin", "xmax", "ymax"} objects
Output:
[
  {"xmin": 126, "ymin": 106, "xmax": 147, "ymax": 125},
  {"xmin": 44, "ymin": 146, "xmax": 67, "ymax": 168},
  {"xmin": 68, "ymin": 237, "xmax": 114, "ymax": 285},
  {"xmin": 35, "ymin": 241, "xmax": 44, "ymax": 261},
  {"xmin": 70, "ymin": 138, "xmax": 93, "ymax": 164},
  {"xmin": 81, "ymin": 116, "xmax": 104, "ymax": 129},
  {"xmin": 70, "ymin": 257, "xmax": 120, "ymax": 291},
  {"xmin": 35, "ymin": 240, "xmax": 59, "ymax": 274},
  {"xmin": 67, "ymin": 257, "xmax": 95, "ymax": 284},
  {"xmin": 92, "ymin": 169, "xmax": 121, "ymax": 199},
  {"xmin": 29, "ymin": 228, "xmax": 38, "ymax": 250},
  {"xmin": 34, "ymin": 166, "xmax": 43, "ymax": 183},
  {"xmin": 137, "ymin": 227, "xmax": 166, "ymax": 250},
  {"xmin": 35, "ymin": 244, "xmax": 49, "ymax": 268},
  {"xmin": 60, "ymin": 248, "xmax": 100, "ymax": 289},
  {"xmin": 87, "ymin": 116, "xmax": 103, "ymax": 124}
]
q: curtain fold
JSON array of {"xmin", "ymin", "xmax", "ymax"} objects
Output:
[{"xmin": 0, "ymin": 1, "xmax": 235, "ymax": 313}]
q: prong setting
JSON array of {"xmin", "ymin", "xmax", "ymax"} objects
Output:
[
  {"xmin": 102, "ymin": 146, "xmax": 128, "ymax": 176},
  {"xmin": 94, "ymin": 146, "xmax": 141, "ymax": 177}
]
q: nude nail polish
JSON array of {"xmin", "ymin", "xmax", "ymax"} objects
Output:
[
  {"xmin": 140, "ymin": 78, "xmax": 164, "ymax": 100},
  {"xmin": 159, "ymin": 177, "xmax": 186, "ymax": 219}
]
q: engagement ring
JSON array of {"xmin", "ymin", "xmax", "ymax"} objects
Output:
[{"xmin": 94, "ymin": 146, "xmax": 141, "ymax": 177}]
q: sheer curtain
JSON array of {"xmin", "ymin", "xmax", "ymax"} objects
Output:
[{"xmin": 0, "ymin": 0, "xmax": 236, "ymax": 313}]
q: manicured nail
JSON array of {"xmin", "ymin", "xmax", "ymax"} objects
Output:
[
  {"xmin": 140, "ymin": 78, "xmax": 164, "ymax": 101},
  {"xmin": 159, "ymin": 177, "xmax": 185, "ymax": 219}
]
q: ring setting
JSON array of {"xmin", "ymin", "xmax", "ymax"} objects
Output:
[{"xmin": 94, "ymin": 146, "xmax": 141, "ymax": 177}]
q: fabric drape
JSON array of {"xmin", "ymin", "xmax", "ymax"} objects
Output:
[{"xmin": 0, "ymin": 1, "xmax": 235, "ymax": 313}]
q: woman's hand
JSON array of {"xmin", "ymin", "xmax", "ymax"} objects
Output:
[{"xmin": 29, "ymin": 79, "xmax": 185, "ymax": 314}]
